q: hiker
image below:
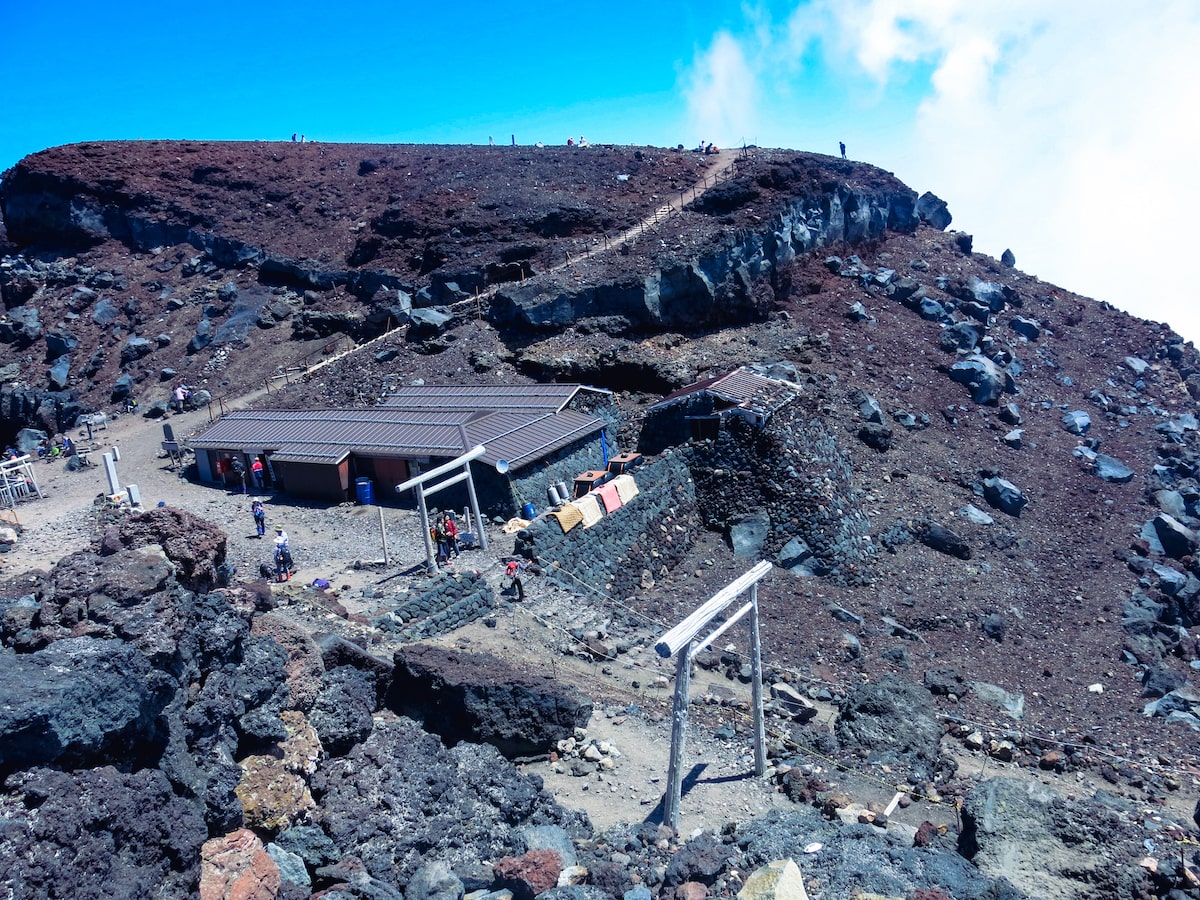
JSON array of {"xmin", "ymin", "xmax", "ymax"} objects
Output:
[
  {"xmin": 567, "ymin": 137, "xmax": 574, "ymax": 147},
  {"xmin": 251, "ymin": 500, "xmax": 266, "ymax": 537},
  {"xmin": 445, "ymin": 513, "xmax": 460, "ymax": 558},
  {"xmin": 274, "ymin": 544, "xmax": 293, "ymax": 581},
  {"xmin": 273, "ymin": 527, "xmax": 293, "ymax": 580},
  {"xmin": 173, "ymin": 384, "xmax": 187, "ymax": 413},
  {"xmin": 504, "ymin": 559, "xmax": 526, "ymax": 601},
  {"xmin": 433, "ymin": 515, "xmax": 450, "ymax": 565},
  {"xmin": 230, "ymin": 456, "xmax": 246, "ymax": 493},
  {"xmin": 839, "ymin": 141, "xmax": 846, "ymax": 159},
  {"xmin": 250, "ymin": 457, "xmax": 264, "ymax": 489}
]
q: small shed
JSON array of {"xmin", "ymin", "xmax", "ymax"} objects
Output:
[{"xmin": 638, "ymin": 365, "xmax": 803, "ymax": 454}]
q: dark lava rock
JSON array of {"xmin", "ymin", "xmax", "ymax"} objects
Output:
[
  {"xmin": 916, "ymin": 192, "xmax": 952, "ymax": 230},
  {"xmin": 982, "ymin": 476, "xmax": 1027, "ymax": 518},
  {"xmin": 97, "ymin": 506, "xmax": 229, "ymax": 592},
  {"xmin": 857, "ymin": 422, "xmax": 893, "ymax": 452},
  {"xmin": 834, "ymin": 675, "xmax": 947, "ymax": 780},
  {"xmin": 948, "ymin": 355, "xmax": 1006, "ymax": 404},
  {"xmin": 0, "ymin": 765, "xmax": 207, "ymax": 900},
  {"xmin": 310, "ymin": 716, "xmax": 588, "ymax": 887},
  {"xmin": 388, "ymin": 644, "xmax": 592, "ymax": 758},
  {"xmin": 734, "ymin": 808, "xmax": 1012, "ymax": 899},
  {"xmin": 960, "ymin": 777, "xmax": 1153, "ymax": 899},
  {"xmin": 309, "ymin": 665, "xmax": 377, "ymax": 756},
  {"xmin": 0, "ymin": 637, "xmax": 173, "ymax": 772},
  {"xmin": 912, "ymin": 519, "xmax": 971, "ymax": 560}
]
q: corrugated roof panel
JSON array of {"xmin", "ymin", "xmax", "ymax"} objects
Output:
[
  {"xmin": 189, "ymin": 403, "xmax": 607, "ymax": 471},
  {"xmin": 647, "ymin": 367, "xmax": 800, "ymax": 417},
  {"xmin": 379, "ymin": 383, "xmax": 609, "ymax": 413},
  {"xmin": 269, "ymin": 445, "xmax": 352, "ymax": 464}
]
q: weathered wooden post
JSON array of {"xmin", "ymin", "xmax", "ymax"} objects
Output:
[{"xmin": 655, "ymin": 560, "xmax": 773, "ymax": 830}]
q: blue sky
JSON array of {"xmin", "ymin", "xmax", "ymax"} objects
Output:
[{"xmin": 4, "ymin": 1, "xmax": 1199, "ymax": 342}]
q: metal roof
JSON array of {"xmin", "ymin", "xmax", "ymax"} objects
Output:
[
  {"xmin": 378, "ymin": 383, "xmax": 609, "ymax": 413},
  {"xmin": 190, "ymin": 401, "xmax": 606, "ymax": 473},
  {"xmin": 647, "ymin": 366, "xmax": 801, "ymax": 418}
]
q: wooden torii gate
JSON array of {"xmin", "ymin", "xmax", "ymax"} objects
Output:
[
  {"xmin": 394, "ymin": 444, "xmax": 489, "ymax": 574},
  {"xmin": 654, "ymin": 559, "xmax": 773, "ymax": 830}
]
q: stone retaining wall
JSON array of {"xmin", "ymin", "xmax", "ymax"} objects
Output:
[
  {"xmin": 687, "ymin": 406, "xmax": 875, "ymax": 585},
  {"xmin": 513, "ymin": 453, "xmax": 701, "ymax": 603},
  {"xmin": 369, "ymin": 569, "xmax": 493, "ymax": 641}
]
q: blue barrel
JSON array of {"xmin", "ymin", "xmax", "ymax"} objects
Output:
[
  {"xmin": 355, "ymin": 477, "xmax": 374, "ymax": 505},
  {"xmin": 522, "ymin": 502, "xmax": 536, "ymax": 519}
]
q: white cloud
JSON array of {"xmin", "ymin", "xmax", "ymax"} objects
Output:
[
  {"xmin": 683, "ymin": 1, "xmax": 1200, "ymax": 342},
  {"xmin": 682, "ymin": 32, "xmax": 760, "ymax": 147}
]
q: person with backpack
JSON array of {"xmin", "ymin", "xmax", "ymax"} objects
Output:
[
  {"xmin": 445, "ymin": 513, "xmax": 460, "ymax": 558},
  {"xmin": 251, "ymin": 500, "xmax": 266, "ymax": 537},
  {"xmin": 433, "ymin": 515, "xmax": 450, "ymax": 566}
]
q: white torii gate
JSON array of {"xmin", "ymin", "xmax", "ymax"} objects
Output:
[
  {"xmin": 655, "ymin": 559, "xmax": 773, "ymax": 830},
  {"xmin": 395, "ymin": 444, "xmax": 489, "ymax": 574}
]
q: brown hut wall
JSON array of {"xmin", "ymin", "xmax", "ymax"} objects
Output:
[{"xmin": 273, "ymin": 461, "xmax": 348, "ymax": 501}]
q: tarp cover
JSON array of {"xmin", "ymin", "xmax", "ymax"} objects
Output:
[
  {"xmin": 596, "ymin": 481, "xmax": 623, "ymax": 513},
  {"xmin": 612, "ymin": 473, "xmax": 640, "ymax": 504},
  {"xmin": 548, "ymin": 504, "xmax": 583, "ymax": 533},
  {"xmin": 573, "ymin": 493, "xmax": 604, "ymax": 529}
]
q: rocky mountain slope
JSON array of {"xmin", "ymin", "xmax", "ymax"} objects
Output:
[{"xmin": 3, "ymin": 140, "xmax": 1200, "ymax": 899}]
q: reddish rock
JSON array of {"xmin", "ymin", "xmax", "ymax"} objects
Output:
[
  {"xmin": 200, "ymin": 828, "xmax": 281, "ymax": 900},
  {"xmin": 493, "ymin": 849, "xmax": 563, "ymax": 900},
  {"xmin": 99, "ymin": 506, "xmax": 229, "ymax": 591},
  {"xmin": 252, "ymin": 611, "xmax": 325, "ymax": 711},
  {"xmin": 676, "ymin": 881, "xmax": 710, "ymax": 900}
]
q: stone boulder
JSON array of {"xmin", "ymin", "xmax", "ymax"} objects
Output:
[
  {"xmin": 0, "ymin": 637, "xmax": 173, "ymax": 771},
  {"xmin": 915, "ymin": 191, "xmax": 952, "ymax": 230},
  {"xmin": 310, "ymin": 717, "xmax": 588, "ymax": 886},
  {"xmin": 0, "ymin": 766, "xmax": 207, "ymax": 899},
  {"xmin": 200, "ymin": 829, "xmax": 281, "ymax": 900},
  {"xmin": 1093, "ymin": 454, "xmax": 1135, "ymax": 484},
  {"xmin": 948, "ymin": 355, "xmax": 1006, "ymax": 404},
  {"xmin": 1151, "ymin": 513, "xmax": 1198, "ymax": 560},
  {"xmin": 1061, "ymin": 410, "xmax": 1091, "ymax": 435},
  {"xmin": 834, "ymin": 675, "xmax": 946, "ymax": 780},
  {"xmin": 982, "ymin": 476, "xmax": 1027, "ymax": 518},
  {"xmin": 97, "ymin": 506, "xmax": 229, "ymax": 591},
  {"xmin": 730, "ymin": 510, "xmax": 771, "ymax": 558},
  {"xmin": 309, "ymin": 665, "xmax": 377, "ymax": 756},
  {"xmin": 911, "ymin": 519, "xmax": 971, "ymax": 560},
  {"xmin": 387, "ymin": 644, "xmax": 592, "ymax": 757},
  {"xmin": 960, "ymin": 777, "xmax": 1154, "ymax": 899}
]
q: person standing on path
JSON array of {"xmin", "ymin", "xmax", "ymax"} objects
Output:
[
  {"xmin": 839, "ymin": 141, "xmax": 846, "ymax": 159},
  {"xmin": 445, "ymin": 513, "xmax": 460, "ymax": 558},
  {"xmin": 251, "ymin": 500, "xmax": 266, "ymax": 537},
  {"xmin": 251, "ymin": 457, "xmax": 264, "ymax": 489}
]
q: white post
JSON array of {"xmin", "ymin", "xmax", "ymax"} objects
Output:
[
  {"xmin": 396, "ymin": 445, "xmax": 489, "ymax": 560},
  {"xmin": 662, "ymin": 640, "xmax": 693, "ymax": 830},
  {"xmin": 378, "ymin": 504, "xmax": 389, "ymax": 566},
  {"xmin": 749, "ymin": 582, "xmax": 766, "ymax": 775},
  {"xmin": 655, "ymin": 561, "xmax": 773, "ymax": 831}
]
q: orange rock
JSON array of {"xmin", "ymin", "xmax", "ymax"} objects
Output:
[{"xmin": 200, "ymin": 829, "xmax": 281, "ymax": 900}]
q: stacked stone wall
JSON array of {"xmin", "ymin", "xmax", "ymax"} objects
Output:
[
  {"xmin": 369, "ymin": 569, "xmax": 493, "ymax": 642},
  {"xmin": 687, "ymin": 407, "xmax": 875, "ymax": 585},
  {"xmin": 513, "ymin": 453, "xmax": 700, "ymax": 604}
]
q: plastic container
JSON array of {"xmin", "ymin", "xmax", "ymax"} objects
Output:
[
  {"xmin": 521, "ymin": 502, "xmax": 536, "ymax": 520},
  {"xmin": 547, "ymin": 485, "xmax": 561, "ymax": 506},
  {"xmin": 355, "ymin": 477, "xmax": 374, "ymax": 505}
]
